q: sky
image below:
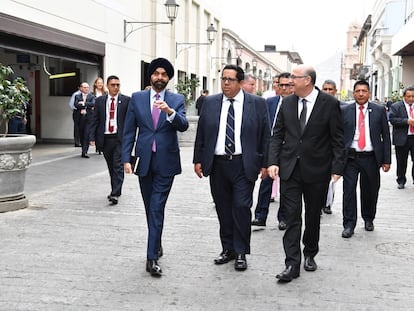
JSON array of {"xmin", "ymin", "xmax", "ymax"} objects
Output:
[{"xmin": 221, "ymin": 0, "xmax": 374, "ymax": 65}]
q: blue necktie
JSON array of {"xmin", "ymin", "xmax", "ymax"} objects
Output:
[{"xmin": 225, "ymin": 99, "xmax": 235, "ymax": 155}]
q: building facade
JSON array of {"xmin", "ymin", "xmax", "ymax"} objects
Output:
[{"xmin": 0, "ymin": 0, "xmax": 300, "ymax": 142}]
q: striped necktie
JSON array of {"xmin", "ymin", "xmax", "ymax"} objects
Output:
[{"xmin": 225, "ymin": 98, "xmax": 235, "ymax": 155}]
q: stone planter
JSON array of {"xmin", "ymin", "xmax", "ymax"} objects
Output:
[{"xmin": 0, "ymin": 134, "xmax": 36, "ymax": 212}]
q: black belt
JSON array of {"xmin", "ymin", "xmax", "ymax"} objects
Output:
[
  {"xmin": 355, "ymin": 151, "xmax": 374, "ymax": 157},
  {"xmin": 104, "ymin": 133, "xmax": 117, "ymax": 138},
  {"xmin": 348, "ymin": 148, "xmax": 374, "ymax": 159},
  {"xmin": 214, "ymin": 154, "xmax": 242, "ymax": 161}
]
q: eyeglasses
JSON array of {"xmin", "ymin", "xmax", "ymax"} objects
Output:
[
  {"xmin": 109, "ymin": 83, "xmax": 120, "ymax": 87},
  {"xmin": 221, "ymin": 77, "xmax": 238, "ymax": 83},
  {"xmin": 291, "ymin": 75, "xmax": 309, "ymax": 79},
  {"xmin": 323, "ymin": 88, "xmax": 334, "ymax": 91},
  {"xmin": 278, "ymin": 83, "xmax": 291, "ymax": 88}
]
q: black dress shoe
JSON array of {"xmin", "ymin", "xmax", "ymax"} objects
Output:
[
  {"xmin": 365, "ymin": 220, "xmax": 374, "ymax": 231},
  {"xmin": 158, "ymin": 246, "xmax": 163, "ymax": 258},
  {"xmin": 234, "ymin": 254, "xmax": 247, "ymax": 271},
  {"xmin": 304, "ymin": 256, "xmax": 317, "ymax": 271},
  {"xmin": 214, "ymin": 250, "xmax": 235, "ymax": 265},
  {"xmin": 146, "ymin": 260, "xmax": 162, "ymax": 277},
  {"xmin": 276, "ymin": 265, "xmax": 300, "ymax": 282},
  {"xmin": 278, "ymin": 220, "xmax": 287, "ymax": 230},
  {"xmin": 81, "ymin": 154, "xmax": 89, "ymax": 158},
  {"xmin": 342, "ymin": 227, "xmax": 354, "ymax": 238},
  {"xmin": 110, "ymin": 196, "xmax": 119, "ymax": 205},
  {"xmin": 323, "ymin": 205, "xmax": 332, "ymax": 214},
  {"xmin": 397, "ymin": 183, "xmax": 405, "ymax": 189},
  {"xmin": 107, "ymin": 194, "xmax": 112, "ymax": 201},
  {"xmin": 251, "ymin": 218, "xmax": 266, "ymax": 226}
]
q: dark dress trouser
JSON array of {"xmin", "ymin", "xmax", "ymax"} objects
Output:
[
  {"xmin": 210, "ymin": 156, "xmax": 255, "ymax": 255},
  {"xmin": 139, "ymin": 152, "xmax": 174, "ymax": 260},
  {"xmin": 395, "ymin": 136, "xmax": 414, "ymax": 185},
  {"xmin": 342, "ymin": 154, "xmax": 380, "ymax": 230},
  {"xmin": 281, "ymin": 161, "xmax": 329, "ymax": 267},
  {"xmin": 102, "ymin": 135, "xmax": 124, "ymax": 197},
  {"xmin": 254, "ymin": 176, "xmax": 286, "ymax": 222}
]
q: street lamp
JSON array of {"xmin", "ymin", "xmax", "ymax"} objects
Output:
[
  {"xmin": 210, "ymin": 43, "xmax": 243, "ymax": 67},
  {"xmin": 252, "ymin": 57, "xmax": 257, "ymax": 69},
  {"xmin": 235, "ymin": 45, "xmax": 243, "ymax": 58},
  {"xmin": 123, "ymin": 0, "xmax": 179, "ymax": 42},
  {"xmin": 176, "ymin": 23, "xmax": 217, "ymax": 57}
]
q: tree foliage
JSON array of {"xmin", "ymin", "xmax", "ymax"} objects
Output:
[{"xmin": 175, "ymin": 76, "xmax": 200, "ymax": 107}]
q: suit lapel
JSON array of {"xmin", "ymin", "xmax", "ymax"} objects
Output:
[
  {"xmin": 141, "ymin": 91, "xmax": 153, "ymax": 129},
  {"xmin": 212, "ymin": 95, "xmax": 223, "ymax": 135},
  {"xmin": 241, "ymin": 93, "xmax": 254, "ymax": 132}
]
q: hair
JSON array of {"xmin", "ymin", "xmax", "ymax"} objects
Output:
[
  {"xmin": 278, "ymin": 72, "xmax": 291, "ymax": 79},
  {"xmin": 322, "ymin": 79, "xmax": 337, "ymax": 88},
  {"xmin": 203, "ymin": 89, "xmax": 209, "ymax": 94},
  {"xmin": 244, "ymin": 73, "xmax": 256, "ymax": 81},
  {"xmin": 222, "ymin": 64, "xmax": 244, "ymax": 82},
  {"xmin": 353, "ymin": 80, "xmax": 370, "ymax": 91},
  {"xmin": 93, "ymin": 77, "xmax": 105, "ymax": 94},
  {"xmin": 106, "ymin": 75, "xmax": 120, "ymax": 84},
  {"xmin": 403, "ymin": 85, "xmax": 414, "ymax": 96}
]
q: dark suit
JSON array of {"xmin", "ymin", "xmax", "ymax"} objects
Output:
[
  {"xmin": 254, "ymin": 95, "xmax": 285, "ymax": 222},
  {"xmin": 342, "ymin": 102, "xmax": 391, "ymax": 229},
  {"xmin": 193, "ymin": 91, "xmax": 270, "ymax": 254},
  {"xmin": 90, "ymin": 94, "xmax": 130, "ymax": 197},
  {"xmin": 122, "ymin": 90, "xmax": 188, "ymax": 260},
  {"xmin": 389, "ymin": 100, "xmax": 414, "ymax": 185},
  {"xmin": 74, "ymin": 93, "xmax": 96, "ymax": 155},
  {"xmin": 268, "ymin": 90, "xmax": 345, "ymax": 268}
]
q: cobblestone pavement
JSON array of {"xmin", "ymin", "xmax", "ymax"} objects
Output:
[{"xmin": 1, "ymin": 144, "xmax": 414, "ymax": 310}]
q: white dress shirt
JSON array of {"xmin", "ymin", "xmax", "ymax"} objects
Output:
[{"xmin": 215, "ymin": 89, "xmax": 244, "ymax": 155}]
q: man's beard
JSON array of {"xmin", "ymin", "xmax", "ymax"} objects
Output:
[{"xmin": 152, "ymin": 80, "xmax": 167, "ymax": 92}]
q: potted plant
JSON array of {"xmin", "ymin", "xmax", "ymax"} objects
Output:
[{"xmin": 0, "ymin": 63, "xmax": 36, "ymax": 212}]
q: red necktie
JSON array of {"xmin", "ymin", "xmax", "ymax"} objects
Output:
[
  {"xmin": 410, "ymin": 105, "xmax": 414, "ymax": 134},
  {"xmin": 152, "ymin": 93, "xmax": 160, "ymax": 152},
  {"xmin": 358, "ymin": 105, "xmax": 366, "ymax": 150},
  {"xmin": 109, "ymin": 97, "xmax": 115, "ymax": 133}
]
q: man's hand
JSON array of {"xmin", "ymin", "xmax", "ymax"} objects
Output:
[
  {"xmin": 194, "ymin": 163, "xmax": 203, "ymax": 178},
  {"xmin": 124, "ymin": 163, "xmax": 132, "ymax": 174},
  {"xmin": 331, "ymin": 174, "xmax": 342, "ymax": 183},
  {"xmin": 382, "ymin": 164, "xmax": 391, "ymax": 172},
  {"xmin": 259, "ymin": 167, "xmax": 268, "ymax": 180},
  {"xmin": 154, "ymin": 100, "xmax": 175, "ymax": 116},
  {"xmin": 267, "ymin": 165, "xmax": 279, "ymax": 179}
]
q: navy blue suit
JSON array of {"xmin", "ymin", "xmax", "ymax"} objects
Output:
[
  {"xmin": 122, "ymin": 89, "xmax": 188, "ymax": 260},
  {"xmin": 254, "ymin": 95, "xmax": 285, "ymax": 222},
  {"xmin": 389, "ymin": 100, "xmax": 414, "ymax": 186},
  {"xmin": 193, "ymin": 91, "xmax": 270, "ymax": 254},
  {"xmin": 342, "ymin": 102, "xmax": 391, "ymax": 230}
]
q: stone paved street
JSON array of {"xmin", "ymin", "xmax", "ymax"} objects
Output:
[{"xmin": 1, "ymin": 144, "xmax": 414, "ymax": 310}]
